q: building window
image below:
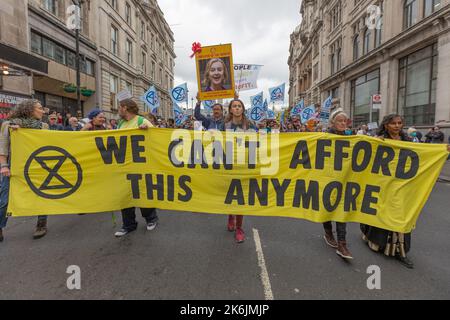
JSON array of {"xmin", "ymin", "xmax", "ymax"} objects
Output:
[
  {"xmin": 398, "ymin": 44, "xmax": 438, "ymax": 126},
  {"xmin": 54, "ymin": 44, "xmax": 66, "ymax": 65},
  {"xmin": 80, "ymin": 58, "xmax": 95, "ymax": 76},
  {"xmin": 353, "ymin": 34, "xmax": 360, "ymax": 61},
  {"xmin": 404, "ymin": 0, "xmax": 419, "ymax": 29},
  {"xmin": 313, "ymin": 37, "xmax": 319, "ymax": 57},
  {"xmin": 425, "ymin": 0, "xmax": 441, "ymax": 17},
  {"xmin": 111, "ymin": 26, "xmax": 118, "ymax": 55},
  {"xmin": 110, "ymin": 74, "xmax": 118, "ymax": 109},
  {"xmin": 125, "ymin": 81, "xmax": 133, "ymax": 95},
  {"xmin": 125, "ymin": 3, "xmax": 132, "ymax": 25},
  {"xmin": 110, "ymin": 0, "xmax": 118, "ymax": 10},
  {"xmin": 313, "ymin": 63, "xmax": 319, "ymax": 81},
  {"xmin": 31, "ymin": 32, "xmax": 42, "ymax": 55},
  {"xmin": 67, "ymin": 51, "xmax": 76, "ymax": 69},
  {"xmin": 126, "ymin": 39, "xmax": 133, "ymax": 64},
  {"xmin": 330, "ymin": 1, "xmax": 342, "ymax": 31},
  {"xmin": 351, "ymin": 69, "xmax": 380, "ymax": 126},
  {"xmin": 374, "ymin": 2, "xmax": 383, "ymax": 48},
  {"xmin": 142, "ymin": 52, "xmax": 147, "ymax": 73},
  {"xmin": 42, "ymin": 38, "xmax": 55, "ymax": 60},
  {"xmin": 43, "ymin": 0, "xmax": 57, "ymax": 15},
  {"xmin": 151, "ymin": 61, "xmax": 155, "ymax": 79},
  {"xmin": 328, "ymin": 86, "xmax": 340, "ymax": 99},
  {"xmin": 30, "ymin": 31, "xmax": 94, "ymax": 76},
  {"xmin": 363, "ymin": 28, "xmax": 371, "ymax": 54},
  {"xmin": 330, "ymin": 38, "xmax": 342, "ymax": 75},
  {"xmin": 141, "ymin": 21, "xmax": 146, "ymax": 40}
]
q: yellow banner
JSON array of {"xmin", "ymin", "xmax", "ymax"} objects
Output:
[{"xmin": 9, "ymin": 129, "xmax": 449, "ymax": 233}]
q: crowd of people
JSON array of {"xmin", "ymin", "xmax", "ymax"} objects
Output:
[{"xmin": 0, "ymin": 97, "xmax": 449, "ymax": 270}]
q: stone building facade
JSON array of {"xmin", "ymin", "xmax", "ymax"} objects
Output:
[
  {"xmin": 0, "ymin": 0, "xmax": 175, "ymax": 119},
  {"xmin": 289, "ymin": 0, "xmax": 450, "ymax": 133},
  {"xmin": 97, "ymin": 0, "xmax": 175, "ymax": 119}
]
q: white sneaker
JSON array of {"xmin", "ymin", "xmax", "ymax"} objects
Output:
[
  {"xmin": 114, "ymin": 228, "xmax": 129, "ymax": 237},
  {"xmin": 146, "ymin": 222, "xmax": 157, "ymax": 231}
]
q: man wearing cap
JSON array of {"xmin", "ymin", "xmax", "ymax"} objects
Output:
[
  {"xmin": 114, "ymin": 98, "xmax": 158, "ymax": 237},
  {"xmin": 48, "ymin": 114, "xmax": 64, "ymax": 131}
]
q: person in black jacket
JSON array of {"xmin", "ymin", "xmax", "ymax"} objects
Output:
[
  {"xmin": 194, "ymin": 95, "xmax": 224, "ymax": 131},
  {"xmin": 64, "ymin": 117, "xmax": 82, "ymax": 131},
  {"xmin": 360, "ymin": 114, "xmax": 414, "ymax": 268},
  {"xmin": 425, "ymin": 126, "xmax": 444, "ymax": 143}
]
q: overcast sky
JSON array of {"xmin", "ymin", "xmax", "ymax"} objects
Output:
[{"xmin": 158, "ymin": 0, "xmax": 301, "ymax": 110}]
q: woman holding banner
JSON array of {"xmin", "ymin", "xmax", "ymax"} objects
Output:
[
  {"xmin": 0, "ymin": 99, "xmax": 50, "ymax": 241},
  {"xmin": 323, "ymin": 108, "xmax": 353, "ymax": 260},
  {"xmin": 81, "ymin": 109, "xmax": 107, "ymax": 131},
  {"xmin": 360, "ymin": 114, "xmax": 414, "ymax": 268},
  {"xmin": 224, "ymin": 98, "xmax": 256, "ymax": 243}
]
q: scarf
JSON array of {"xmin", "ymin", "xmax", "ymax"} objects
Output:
[{"xmin": 9, "ymin": 118, "xmax": 43, "ymax": 129}]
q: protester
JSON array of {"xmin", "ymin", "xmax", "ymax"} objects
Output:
[
  {"xmin": 0, "ymin": 99, "xmax": 50, "ymax": 241},
  {"xmin": 194, "ymin": 95, "xmax": 224, "ymax": 131},
  {"xmin": 114, "ymin": 99, "xmax": 158, "ymax": 237},
  {"xmin": 425, "ymin": 126, "xmax": 444, "ymax": 144},
  {"xmin": 64, "ymin": 117, "xmax": 82, "ymax": 131},
  {"xmin": 407, "ymin": 127, "xmax": 420, "ymax": 142},
  {"xmin": 224, "ymin": 98, "xmax": 257, "ymax": 243},
  {"xmin": 64, "ymin": 112, "xmax": 72, "ymax": 127},
  {"xmin": 322, "ymin": 108, "xmax": 353, "ymax": 260},
  {"xmin": 202, "ymin": 58, "xmax": 230, "ymax": 91},
  {"xmin": 257, "ymin": 119, "xmax": 269, "ymax": 133},
  {"xmin": 360, "ymin": 114, "xmax": 414, "ymax": 268},
  {"xmin": 48, "ymin": 114, "xmax": 64, "ymax": 130},
  {"xmin": 57, "ymin": 112, "xmax": 64, "ymax": 125},
  {"xmin": 357, "ymin": 125, "xmax": 369, "ymax": 135},
  {"xmin": 146, "ymin": 114, "xmax": 157, "ymax": 127},
  {"xmin": 81, "ymin": 109, "xmax": 107, "ymax": 131},
  {"xmin": 109, "ymin": 119, "xmax": 118, "ymax": 130}
]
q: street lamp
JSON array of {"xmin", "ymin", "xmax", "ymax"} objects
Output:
[{"xmin": 69, "ymin": 0, "xmax": 83, "ymax": 116}]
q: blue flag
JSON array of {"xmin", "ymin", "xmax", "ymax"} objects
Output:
[
  {"xmin": 320, "ymin": 95, "xmax": 333, "ymax": 123},
  {"xmin": 262, "ymin": 99, "xmax": 269, "ymax": 112},
  {"xmin": 203, "ymin": 100, "xmax": 214, "ymax": 113},
  {"xmin": 290, "ymin": 100, "xmax": 304, "ymax": 118},
  {"xmin": 250, "ymin": 92, "xmax": 264, "ymax": 109},
  {"xmin": 300, "ymin": 105, "xmax": 316, "ymax": 124},
  {"xmin": 280, "ymin": 111, "xmax": 285, "ymax": 126},
  {"xmin": 170, "ymin": 83, "xmax": 188, "ymax": 104},
  {"xmin": 266, "ymin": 109, "xmax": 276, "ymax": 120},
  {"xmin": 269, "ymin": 83, "xmax": 285, "ymax": 102},
  {"xmin": 249, "ymin": 103, "xmax": 266, "ymax": 123},
  {"xmin": 173, "ymin": 102, "xmax": 188, "ymax": 126},
  {"xmin": 140, "ymin": 86, "xmax": 160, "ymax": 114}
]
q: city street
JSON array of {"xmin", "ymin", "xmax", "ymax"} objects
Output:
[{"xmin": 1, "ymin": 180, "xmax": 449, "ymax": 300}]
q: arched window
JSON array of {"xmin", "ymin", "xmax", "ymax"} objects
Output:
[
  {"xmin": 363, "ymin": 28, "xmax": 371, "ymax": 54},
  {"xmin": 353, "ymin": 35, "xmax": 360, "ymax": 61}
]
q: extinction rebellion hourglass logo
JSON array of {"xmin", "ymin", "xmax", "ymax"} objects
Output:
[{"xmin": 24, "ymin": 146, "xmax": 83, "ymax": 199}]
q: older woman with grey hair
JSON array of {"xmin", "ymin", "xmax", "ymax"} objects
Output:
[
  {"xmin": 0, "ymin": 99, "xmax": 49, "ymax": 242},
  {"xmin": 322, "ymin": 108, "xmax": 354, "ymax": 260}
]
